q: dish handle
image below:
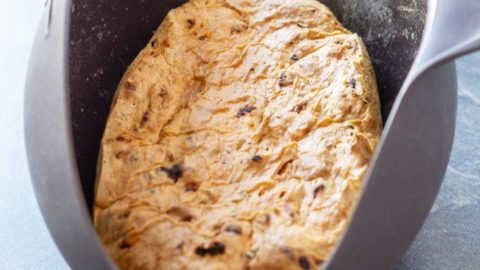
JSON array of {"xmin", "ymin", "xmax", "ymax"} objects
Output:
[{"xmin": 415, "ymin": 0, "xmax": 480, "ymax": 72}]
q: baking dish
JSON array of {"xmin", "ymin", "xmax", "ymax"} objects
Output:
[{"xmin": 25, "ymin": 0, "xmax": 480, "ymax": 269}]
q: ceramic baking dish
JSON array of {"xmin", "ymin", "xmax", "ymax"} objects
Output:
[{"xmin": 25, "ymin": 0, "xmax": 480, "ymax": 269}]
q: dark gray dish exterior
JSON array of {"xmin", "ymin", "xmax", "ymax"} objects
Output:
[{"xmin": 24, "ymin": 0, "xmax": 458, "ymax": 269}]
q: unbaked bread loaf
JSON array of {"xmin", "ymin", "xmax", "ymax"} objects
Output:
[{"xmin": 94, "ymin": 0, "xmax": 382, "ymax": 269}]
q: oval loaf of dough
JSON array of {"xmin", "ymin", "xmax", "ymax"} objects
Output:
[{"xmin": 94, "ymin": 0, "xmax": 382, "ymax": 269}]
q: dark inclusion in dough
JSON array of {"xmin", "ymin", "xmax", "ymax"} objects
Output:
[
  {"xmin": 195, "ymin": 242, "xmax": 226, "ymax": 256},
  {"xmin": 160, "ymin": 164, "xmax": 184, "ymax": 182}
]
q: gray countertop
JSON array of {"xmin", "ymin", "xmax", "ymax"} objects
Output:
[{"xmin": 1, "ymin": 1, "xmax": 479, "ymax": 269}]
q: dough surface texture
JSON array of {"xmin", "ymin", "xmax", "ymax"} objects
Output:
[{"xmin": 94, "ymin": 0, "xmax": 382, "ymax": 269}]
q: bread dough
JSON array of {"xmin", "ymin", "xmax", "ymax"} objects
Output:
[{"xmin": 94, "ymin": 0, "xmax": 382, "ymax": 269}]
